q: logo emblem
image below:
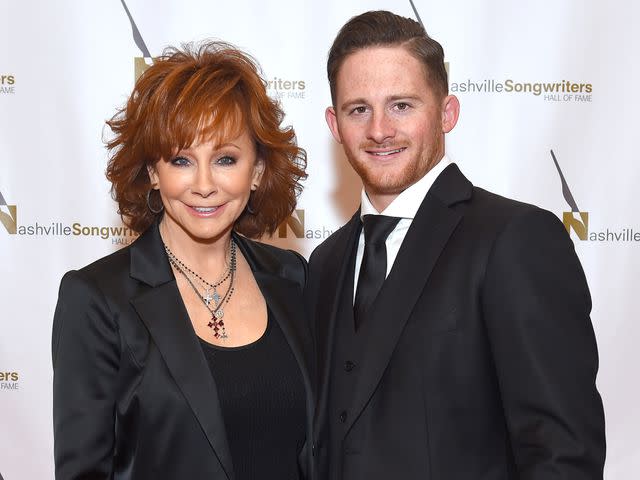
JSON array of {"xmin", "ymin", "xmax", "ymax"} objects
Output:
[
  {"xmin": 551, "ymin": 149, "xmax": 588, "ymax": 240},
  {"xmin": 0, "ymin": 190, "xmax": 17, "ymax": 234},
  {"xmin": 408, "ymin": 1, "xmax": 449, "ymax": 78},
  {"xmin": 278, "ymin": 209, "xmax": 305, "ymax": 238},
  {"xmin": 120, "ymin": 0, "xmax": 155, "ymax": 80}
]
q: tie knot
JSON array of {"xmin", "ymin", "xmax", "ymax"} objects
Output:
[{"xmin": 362, "ymin": 215, "xmax": 401, "ymax": 246}]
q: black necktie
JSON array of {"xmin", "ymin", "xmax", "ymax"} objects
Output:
[{"xmin": 353, "ymin": 215, "xmax": 401, "ymax": 329}]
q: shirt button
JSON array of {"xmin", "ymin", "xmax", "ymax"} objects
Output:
[
  {"xmin": 344, "ymin": 360, "xmax": 356, "ymax": 372},
  {"xmin": 339, "ymin": 411, "xmax": 347, "ymax": 423}
]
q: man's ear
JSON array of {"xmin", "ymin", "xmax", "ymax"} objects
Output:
[
  {"xmin": 441, "ymin": 95, "xmax": 460, "ymax": 133},
  {"xmin": 325, "ymin": 106, "xmax": 343, "ymax": 144}
]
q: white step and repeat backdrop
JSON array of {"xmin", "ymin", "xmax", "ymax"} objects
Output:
[{"xmin": 1, "ymin": 0, "xmax": 638, "ymax": 478}]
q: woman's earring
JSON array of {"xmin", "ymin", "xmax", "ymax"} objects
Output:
[
  {"xmin": 146, "ymin": 189, "xmax": 164, "ymax": 214},
  {"xmin": 245, "ymin": 191, "xmax": 257, "ymax": 215}
]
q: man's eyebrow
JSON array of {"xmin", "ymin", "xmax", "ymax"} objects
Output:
[
  {"xmin": 340, "ymin": 94, "xmax": 423, "ymax": 112},
  {"xmin": 340, "ymin": 98, "xmax": 368, "ymax": 112},
  {"xmin": 387, "ymin": 94, "xmax": 422, "ymax": 102}
]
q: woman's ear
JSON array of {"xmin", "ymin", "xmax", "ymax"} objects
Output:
[{"xmin": 251, "ymin": 158, "xmax": 265, "ymax": 190}]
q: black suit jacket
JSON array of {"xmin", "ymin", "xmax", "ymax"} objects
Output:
[
  {"xmin": 52, "ymin": 223, "xmax": 314, "ymax": 480},
  {"xmin": 307, "ymin": 164, "xmax": 605, "ymax": 480}
]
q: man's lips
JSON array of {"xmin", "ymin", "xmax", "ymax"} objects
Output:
[{"xmin": 365, "ymin": 147, "xmax": 407, "ymax": 157}]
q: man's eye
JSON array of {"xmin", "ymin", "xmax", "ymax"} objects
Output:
[
  {"xmin": 351, "ymin": 106, "xmax": 367, "ymax": 114},
  {"xmin": 170, "ymin": 156, "xmax": 191, "ymax": 166},
  {"xmin": 216, "ymin": 155, "xmax": 236, "ymax": 166},
  {"xmin": 395, "ymin": 102, "xmax": 410, "ymax": 111}
]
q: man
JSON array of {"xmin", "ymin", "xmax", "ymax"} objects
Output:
[{"xmin": 306, "ymin": 10, "xmax": 605, "ymax": 480}]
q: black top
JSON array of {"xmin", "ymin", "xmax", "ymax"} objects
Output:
[{"xmin": 199, "ymin": 311, "xmax": 306, "ymax": 480}]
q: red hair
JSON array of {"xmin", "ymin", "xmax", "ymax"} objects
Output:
[{"xmin": 105, "ymin": 41, "xmax": 306, "ymax": 236}]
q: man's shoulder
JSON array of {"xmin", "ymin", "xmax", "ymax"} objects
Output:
[
  {"xmin": 432, "ymin": 163, "xmax": 547, "ymax": 224},
  {"xmin": 464, "ymin": 185, "xmax": 567, "ymax": 243},
  {"xmin": 469, "ymin": 186, "xmax": 540, "ymax": 216},
  {"xmin": 309, "ymin": 215, "xmax": 357, "ymax": 265}
]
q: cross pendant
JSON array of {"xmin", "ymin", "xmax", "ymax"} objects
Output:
[{"xmin": 204, "ymin": 289, "xmax": 214, "ymax": 306}]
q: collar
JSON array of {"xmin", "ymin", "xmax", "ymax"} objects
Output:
[{"xmin": 360, "ymin": 155, "xmax": 452, "ymax": 219}]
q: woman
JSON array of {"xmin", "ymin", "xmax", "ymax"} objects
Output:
[{"xmin": 52, "ymin": 41, "xmax": 310, "ymax": 480}]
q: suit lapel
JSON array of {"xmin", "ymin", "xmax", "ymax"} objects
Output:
[
  {"xmin": 344, "ymin": 164, "xmax": 472, "ymax": 434},
  {"xmin": 129, "ymin": 224, "xmax": 235, "ymax": 480},
  {"xmin": 314, "ymin": 213, "xmax": 362, "ymax": 428}
]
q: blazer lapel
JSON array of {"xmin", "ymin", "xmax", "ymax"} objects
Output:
[
  {"xmin": 255, "ymin": 272, "xmax": 312, "ymax": 389},
  {"xmin": 233, "ymin": 234, "xmax": 313, "ymax": 402},
  {"xmin": 314, "ymin": 213, "xmax": 362, "ymax": 428},
  {"xmin": 128, "ymin": 224, "xmax": 235, "ymax": 480},
  {"xmin": 234, "ymin": 234, "xmax": 316, "ymax": 478},
  {"xmin": 344, "ymin": 164, "xmax": 472, "ymax": 434},
  {"xmin": 253, "ymin": 270, "xmax": 314, "ymax": 441}
]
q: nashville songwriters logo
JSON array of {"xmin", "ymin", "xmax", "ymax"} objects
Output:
[
  {"xmin": 121, "ymin": 0, "xmax": 307, "ymax": 98},
  {"xmin": 0, "ymin": 185, "xmax": 136, "ymax": 244},
  {"xmin": 120, "ymin": 0, "xmax": 155, "ymax": 80},
  {"xmin": 0, "ymin": 73, "xmax": 15, "ymax": 94},
  {"xmin": 409, "ymin": 0, "xmax": 449, "ymax": 77},
  {"xmin": 277, "ymin": 209, "xmax": 334, "ymax": 240},
  {"xmin": 0, "ymin": 370, "xmax": 19, "ymax": 391},
  {"xmin": 551, "ymin": 150, "xmax": 638, "ymax": 242},
  {"xmin": 451, "ymin": 79, "xmax": 592, "ymax": 102},
  {"xmin": 0, "ymin": 189, "xmax": 17, "ymax": 234},
  {"xmin": 432, "ymin": 0, "xmax": 593, "ymax": 105}
]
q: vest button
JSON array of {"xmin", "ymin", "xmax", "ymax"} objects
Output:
[
  {"xmin": 339, "ymin": 411, "xmax": 347, "ymax": 423},
  {"xmin": 344, "ymin": 360, "xmax": 356, "ymax": 372}
]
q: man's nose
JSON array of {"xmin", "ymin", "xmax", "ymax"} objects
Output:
[{"xmin": 366, "ymin": 110, "xmax": 396, "ymax": 144}]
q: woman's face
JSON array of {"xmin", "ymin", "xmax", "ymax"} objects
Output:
[{"xmin": 149, "ymin": 128, "xmax": 264, "ymax": 244}]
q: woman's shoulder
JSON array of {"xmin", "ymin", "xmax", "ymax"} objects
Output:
[
  {"xmin": 234, "ymin": 234, "xmax": 307, "ymax": 289},
  {"xmin": 58, "ymin": 244, "xmax": 133, "ymax": 299}
]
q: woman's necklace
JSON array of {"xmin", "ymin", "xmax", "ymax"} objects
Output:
[
  {"xmin": 164, "ymin": 241, "xmax": 237, "ymax": 339},
  {"xmin": 165, "ymin": 244, "xmax": 232, "ymax": 306}
]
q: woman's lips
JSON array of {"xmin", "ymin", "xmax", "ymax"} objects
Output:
[{"xmin": 187, "ymin": 203, "xmax": 226, "ymax": 217}]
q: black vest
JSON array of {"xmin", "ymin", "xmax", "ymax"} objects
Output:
[{"xmin": 327, "ymin": 229, "xmax": 389, "ymax": 479}]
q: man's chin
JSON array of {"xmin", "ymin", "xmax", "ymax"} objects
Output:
[{"xmin": 362, "ymin": 171, "xmax": 420, "ymax": 196}]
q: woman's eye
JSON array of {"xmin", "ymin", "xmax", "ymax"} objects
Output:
[
  {"xmin": 170, "ymin": 156, "xmax": 191, "ymax": 167},
  {"xmin": 216, "ymin": 155, "xmax": 236, "ymax": 166},
  {"xmin": 395, "ymin": 102, "xmax": 410, "ymax": 111}
]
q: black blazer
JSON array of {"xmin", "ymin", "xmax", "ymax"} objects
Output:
[
  {"xmin": 307, "ymin": 164, "xmax": 605, "ymax": 480},
  {"xmin": 52, "ymin": 223, "xmax": 314, "ymax": 480}
]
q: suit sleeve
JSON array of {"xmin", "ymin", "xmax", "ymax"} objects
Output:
[
  {"xmin": 52, "ymin": 270, "xmax": 120, "ymax": 480},
  {"xmin": 482, "ymin": 208, "xmax": 605, "ymax": 479}
]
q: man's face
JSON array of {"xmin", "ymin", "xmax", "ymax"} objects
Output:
[{"xmin": 326, "ymin": 46, "xmax": 459, "ymax": 211}]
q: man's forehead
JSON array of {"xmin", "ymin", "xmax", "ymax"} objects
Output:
[{"xmin": 335, "ymin": 46, "xmax": 433, "ymax": 105}]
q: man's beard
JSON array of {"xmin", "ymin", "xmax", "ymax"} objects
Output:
[{"xmin": 344, "ymin": 139, "xmax": 443, "ymax": 197}]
